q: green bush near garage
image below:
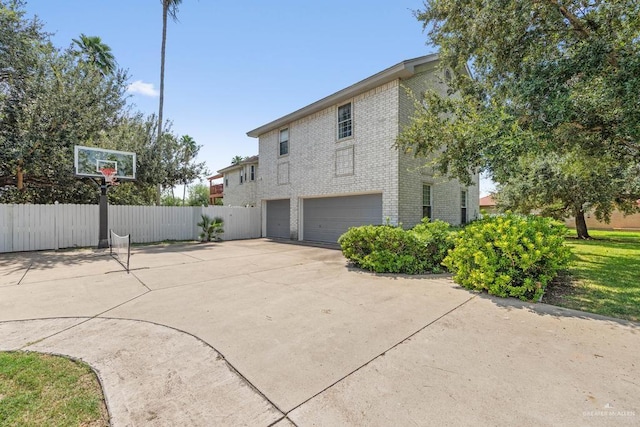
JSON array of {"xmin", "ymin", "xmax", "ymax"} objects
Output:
[
  {"xmin": 443, "ymin": 213, "xmax": 571, "ymax": 301},
  {"xmin": 338, "ymin": 219, "xmax": 454, "ymax": 274}
]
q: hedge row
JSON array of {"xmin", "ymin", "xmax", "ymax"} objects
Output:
[
  {"xmin": 338, "ymin": 218, "xmax": 454, "ymax": 274},
  {"xmin": 338, "ymin": 214, "xmax": 571, "ymax": 301}
]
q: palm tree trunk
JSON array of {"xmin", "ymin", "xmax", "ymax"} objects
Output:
[
  {"xmin": 182, "ymin": 181, "xmax": 187, "ymax": 205},
  {"xmin": 157, "ymin": 2, "xmax": 168, "ymax": 205},
  {"xmin": 159, "ymin": 3, "xmax": 167, "ymax": 141}
]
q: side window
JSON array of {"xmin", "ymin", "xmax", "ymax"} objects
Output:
[
  {"xmin": 279, "ymin": 128, "xmax": 289, "ymax": 156},
  {"xmin": 250, "ymin": 165, "xmax": 256, "ymax": 181},
  {"xmin": 337, "ymin": 103, "xmax": 352, "ymax": 139},
  {"xmin": 461, "ymin": 190, "xmax": 468, "ymax": 225},
  {"xmin": 422, "ymin": 184, "xmax": 432, "ymax": 220},
  {"xmin": 239, "ymin": 167, "xmax": 244, "ymax": 184}
]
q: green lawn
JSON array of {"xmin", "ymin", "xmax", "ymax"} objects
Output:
[
  {"xmin": 545, "ymin": 230, "xmax": 640, "ymax": 321},
  {"xmin": 0, "ymin": 351, "xmax": 108, "ymax": 426}
]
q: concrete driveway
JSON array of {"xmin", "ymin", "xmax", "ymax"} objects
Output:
[{"xmin": 0, "ymin": 239, "xmax": 638, "ymax": 426}]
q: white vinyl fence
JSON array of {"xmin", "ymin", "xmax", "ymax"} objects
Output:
[{"xmin": 0, "ymin": 204, "xmax": 261, "ymax": 253}]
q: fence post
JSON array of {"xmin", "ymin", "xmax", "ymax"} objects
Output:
[{"xmin": 54, "ymin": 201, "xmax": 59, "ymax": 250}]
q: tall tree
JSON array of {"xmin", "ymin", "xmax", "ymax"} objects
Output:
[
  {"xmin": 496, "ymin": 151, "xmax": 639, "ymax": 238},
  {"xmin": 158, "ymin": 0, "xmax": 182, "ymax": 151},
  {"xmin": 0, "ymin": 0, "xmax": 50, "ymax": 193},
  {"xmin": 397, "ymin": 0, "xmax": 640, "ymax": 238},
  {"xmin": 157, "ymin": 0, "xmax": 183, "ymax": 204},
  {"xmin": 0, "ymin": 1, "xmax": 203, "ymax": 206},
  {"xmin": 0, "ymin": 1, "xmax": 129, "ymax": 203},
  {"xmin": 71, "ymin": 33, "xmax": 116, "ymax": 76}
]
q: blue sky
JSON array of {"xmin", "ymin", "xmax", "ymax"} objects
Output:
[{"xmin": 25, "ymin": 0, "xmax": 493, "ymax": 195}]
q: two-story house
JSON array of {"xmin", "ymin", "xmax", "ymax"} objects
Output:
[
  {"xmin": 216, "ymin": 156, "xmax": 259, "ymax": 207},
  {"xmin": 246, "ymin": 54, "xmax": 479, "ymax": 243}
]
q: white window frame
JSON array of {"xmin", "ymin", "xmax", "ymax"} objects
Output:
[
  {"xmin": 279, "ymin": 128, "xmax": 289, "ymax": 157},
  {"xmin": 461, "ymin": 189, "xmax": 468, "ymax": 225},
  {"xmin": 422, "ymin": 184, "xmax": 432, "ymax": 220},
  {"xmin": 337, "ymin": 102, "xmax": 353, "ymax": 140},
  {"xmin": 239, "ymin": 167, "xmax": 245, "ymax": 184},
  {"xmin": 249, "ymin": 164, "xmax": 256, "ymax": 181}
]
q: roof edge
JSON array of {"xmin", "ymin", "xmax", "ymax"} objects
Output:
[
  {"xmin": 217, "ymin": 155, "xmax": 259, "ymax": 174},
  {"xmin": 247, "ymin": 53, "xmax": 440, "ymax": 138}
]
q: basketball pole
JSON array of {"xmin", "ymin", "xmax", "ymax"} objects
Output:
[{"xmin": 98, "ymin": 177, "xmax": 109, "ymax": 249}]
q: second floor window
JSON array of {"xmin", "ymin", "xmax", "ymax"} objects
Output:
[
  {"xmin": 239, "ymin": 167, "xmax": 245, "ymax": 184},
  {"xmin": 250, "ymin": 165, "xmax": 256, "ymax": 181},
  {"xmin": 338, "ymin": 103, "xmax": 352, "ymax": 139},
  {"xmin": 279, "ymin": 128, "xmax": 289, "ymax": 156}
]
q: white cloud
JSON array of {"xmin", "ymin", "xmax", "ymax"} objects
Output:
[{"xmin": 127, "ymin": 80, "xmax": 159, "ymax": 97}]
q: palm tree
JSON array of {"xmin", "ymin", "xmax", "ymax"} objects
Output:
[
  {"xmin": 157, "ymin": 0, "xmax": 182, "ymax": 205},
  {"xmin": 231, "ymin": 155, "xmax": 244, "ymax": 165},
  {"xmin": 158, "ymin": 0, "xmax": 183, "ymax": 143},
  {"xmin": 71, "ymin": 34, "xmax": 116, "ymax": 76}
]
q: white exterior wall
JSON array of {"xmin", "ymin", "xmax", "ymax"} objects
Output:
[
  {"xmin": 258, "ymin": 81, "xmax": 400, "ymax": 239},
  {"xmin": 222, "ymin": 165, "xmax": 258, "ymax": 207},
  {"xmin": 397, "ymin": 63, "xmax": 480, "ymax": 227}
]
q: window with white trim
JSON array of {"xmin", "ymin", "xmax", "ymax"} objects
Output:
[
  {"xmin": 423, "ymin": 184, "xmax": 432, "ymax": 220},
  {"xmin": 249, "ymin": 164, "xmax": 256, "ymax": 181},
  {"xmin": 337, "ymin": 103, "xmax": 352, "ymax": 139},
  {"xmin": 461, "ymin": 190, "xmax": 468, "ymax": 225},
  {"xmin": 239, "ymin": 167, "xmax": 245, "ymax": 184},
  {"xmin": 279, "ymin": 128, "xmax": 289, "ymax": 156}
]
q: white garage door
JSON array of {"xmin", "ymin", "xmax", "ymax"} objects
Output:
[
  {"xmin": 303, "ymin": 194, "xmax": 382, "ymax": 243},
  {"xmin": 266, "ymin": 199, "xmax": 290, "ymax": 239}
]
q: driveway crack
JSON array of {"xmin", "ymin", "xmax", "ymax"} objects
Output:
[
  {"xmin": 283, "ymin": 294, "xmax": 477, "ymax": 416},
  {"xmin": 16, "ymin": 262, "xmax": 33, "ymax": 285}
]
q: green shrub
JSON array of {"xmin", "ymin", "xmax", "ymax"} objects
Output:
[
  {"xmin": 197, "ymin": 214, "xmax": 224, "ymax": 242},
  {"xmin": 338, "ymin": 219, "xmax": 454, "ymax": 274},
  {"xmin": 410, "ymin": 218, "xmax": 456, "ymax": 272},
  {"xmin": 442, "ymin": 213, "xmax": 571, "ymax": 301}
]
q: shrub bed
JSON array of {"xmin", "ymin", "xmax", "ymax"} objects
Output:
[
  {"xmin": 442, "ymin": 213, "xmax": 571, "ymax": 301},
  {"xmin": 338, "ymin": 219, "xmax": 454, "ymax": 274}
]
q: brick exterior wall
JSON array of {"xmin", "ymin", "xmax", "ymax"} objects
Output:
[
  {"xmin": 258, "ymin": 81, "xmax": 400, "ymax": 239},
  {"xmin": 222, "ymin": 164, "xmax": 258, "ymax": 207},
  {"xmin": 255, "ymin": 58, "xmax": 480, "ymax": 239},
  {"xmin": 397, "ymin": 62, "xmax": 480, "ymax": 226}
]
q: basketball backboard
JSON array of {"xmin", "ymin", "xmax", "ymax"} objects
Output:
[{"xmin": 74, "ymin": 145, "xmax": 136, "ymax": 180}]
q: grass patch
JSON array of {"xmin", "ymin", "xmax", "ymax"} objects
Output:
[
  {"xmin": 0, "ymin": 351, "xmax": 108, "ymax": 426},
  {"xmin": 544, "ymin": 230, "xmax": 640, "ymax": 321}
]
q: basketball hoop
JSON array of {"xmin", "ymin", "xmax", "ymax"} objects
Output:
[{"xmin": 99, "ymin": 167, "xmax": 119, "ymax": 186}]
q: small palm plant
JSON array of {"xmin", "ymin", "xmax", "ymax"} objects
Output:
[{"xmin": 197, "ymin": 214, "xmax": 224, "ymax": 242}]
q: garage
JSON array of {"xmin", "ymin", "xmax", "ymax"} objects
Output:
[
  {"xmin": 266, "ymin": 199, "xmax": 290, "ymax": 239},
  {"xmin": 303, "ymin": 194, "xmax": 382, "ymax": 243}
]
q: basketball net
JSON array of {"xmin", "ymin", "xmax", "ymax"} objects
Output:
[{"xmin": 99, "ymin": 167, "xmax": 119, "ymax": 186}]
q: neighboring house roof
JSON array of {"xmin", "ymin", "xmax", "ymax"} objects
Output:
[
  {"xmin": 479, "ymin": 195, "xmax": 496, "ymax": 207},
  {"xmin": 217, "ymin": 155, "xmax": 259, "ymax": 174},
  {"xmin": 207, "ymin": 173, "xmax": 223, "ymax": 181},
  {"xmin": 247, "ymin": 53, "xmax": 443, "ymax": 138}
]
